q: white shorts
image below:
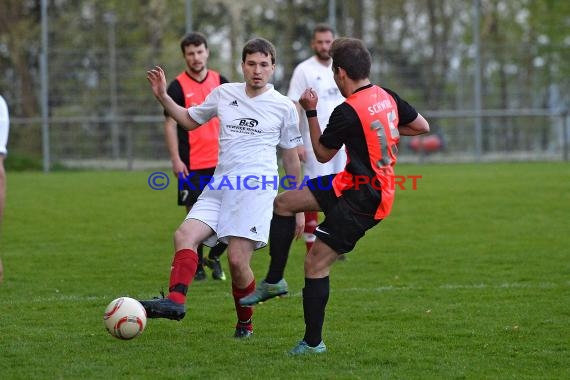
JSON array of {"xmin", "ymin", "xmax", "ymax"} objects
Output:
[
  {"xmin": 304, "ymin": 147, "xmax": 346, "ymax": 179},
  {"xmin": 185, "ymin": 175, "xmax": 277, "ymax": 250}
]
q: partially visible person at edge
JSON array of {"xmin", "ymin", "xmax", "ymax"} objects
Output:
[
  {"xmin": 0, "ymin": 94, "xmax": 10, "ymax": 284},
  {"xmin": 240, "ymin": 37, "xmax": 430, "ymax": 355},
  {"xmin": 140, "ymin": 38, "xmax": 304, "ymax": 339},
  {"xmin": 288, "ymin": 23, "xmax": 346, "ymax": 255},
  {"xmin": 165, "ymin": 32, "xmax": 229, "ymax": 281}
]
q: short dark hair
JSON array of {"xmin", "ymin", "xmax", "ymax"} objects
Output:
[
  {"xmin": 329, "ymin": 37, "xmax": 371, "ymax": 80},
  {"xmin": 241, "ymin": 38, "xmax": 276, "ymax": 64},
  {"xmin": 180, "ymin": 32, "xmax": 208, "ymax": 53},
  {"xmin": 312, "ymin": 23, "xmax": 335, "ymax": 39}
]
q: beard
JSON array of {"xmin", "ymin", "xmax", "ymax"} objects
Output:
[
  {"xmin": 315, "ymin": 50, "xmax": 330, "ymax": 61},
  {"xmin": 189, "ymin": 64, "xmax": 206, "ymax": 74}
]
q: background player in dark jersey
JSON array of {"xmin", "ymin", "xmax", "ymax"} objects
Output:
[
  {"xmin": 164, "ymin": 32, "xmax": 229, "ymax": 281},
  {"xmin": 240, "ymin": 37, "xmax": 430, "ymax": 355}
]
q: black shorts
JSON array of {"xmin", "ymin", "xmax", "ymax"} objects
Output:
[
  {"xmin": 177, "ymin": 167, "xmax": 215, "ymax": 207},
  {"xmin": 308, "ymin": 174, "xmax": 381, "ymax": 254}
]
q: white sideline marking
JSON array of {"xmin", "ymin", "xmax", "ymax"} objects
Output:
[
  {"xmin": 0, "ymin": 282, "xmax": 565, "ymax": 305},
  {"xmin": 341, "ymin": 281, "xmax": 564, "ymax": 293}
]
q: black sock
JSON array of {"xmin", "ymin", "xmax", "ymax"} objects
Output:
[
  {"xmin": 302, "ymin": 277, "xmax": 329, "ymax": 347},
  {"xmin": 197, "ymin": 245, "xmax": 204, "ymax": 267},
  {"xmin": 265, "ymin": 213, "xmax": 296, "ymax": 284},
  {"xmin": 208, "ymin": 242, "xmax": 227, "ymax": 260}
]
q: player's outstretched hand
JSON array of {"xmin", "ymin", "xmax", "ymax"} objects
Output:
[
  {"xmin": 146, "ymin": 66, "xmax": 168, "ymax": 101},
  {"xmin": 299, "ymin": 88, "xmax": 319, "ymax": 111}
]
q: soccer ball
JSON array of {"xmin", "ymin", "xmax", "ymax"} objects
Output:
[{"xmin": 103, "ymin": 297, "xmax": 147, "ymax": 340}]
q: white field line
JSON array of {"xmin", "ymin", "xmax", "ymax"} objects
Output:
[
  {"xmin": 336, "ymin": 281, "xmax": 567, "ymax": 294},
  {"xmin": 0, "ymin": 281, "xmax": 567, "ymax": 305}
]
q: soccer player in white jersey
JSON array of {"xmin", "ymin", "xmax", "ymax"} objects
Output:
[
  {"xmin": 240, "ymin": 24, "xmax": 346, "ymax": 306},
  {"xmin": 0, "ymin": 94, "xmax": 9, "ymax": 283},
  {"xmin": 141, "ymin": 38, "xmax": 304, "ymax": 339}
]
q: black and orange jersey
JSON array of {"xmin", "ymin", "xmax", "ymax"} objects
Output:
[
  {"xmin": 167, "ymin": 70, "xmax": 229, "ymax": 170},
  {"xmin": 320, "ymin": 84, "xmax": 418, "ymax": 219}
]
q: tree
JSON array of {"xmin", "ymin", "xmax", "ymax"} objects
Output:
[{"xmin": 0, "ymin": 1, "xmax": 40, "ymax": 117}]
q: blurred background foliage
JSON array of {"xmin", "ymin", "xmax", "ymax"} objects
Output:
[{"xmin": 0, "ymin": 0, "xmax": 568, "ymax": 166}]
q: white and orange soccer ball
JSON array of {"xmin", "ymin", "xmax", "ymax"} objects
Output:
[{"xmin": 103, "ymin": 297, "xmax": 147, "ymax": 340}]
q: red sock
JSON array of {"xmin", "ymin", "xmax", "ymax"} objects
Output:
[
  {"xmin": 232, "ymin": 280, "xmax": 255, "ymax": 328},
  {"xmin": 167, "ymin": 249, "xmax": 198, "ymax": 304},
  {"xmin": 304, "ymin": 211, "xmax": 318, "ymax": 252}
]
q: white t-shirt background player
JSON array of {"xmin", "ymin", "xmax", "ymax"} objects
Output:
[
  {"xmin": 287, "ymin": 24, "xmax": 345, "ymax": 254},
  {"xmin": 287, "ymin": 26, "xmax": 346, "ymax": 178}
]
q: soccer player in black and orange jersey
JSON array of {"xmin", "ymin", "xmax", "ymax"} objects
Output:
[
  {"xmin": 164, "ymin": 32, "xmax": 229, "ymax": 281},
  {"xmin": 240, "ymin": 38, "xmax": 430, "ymax": 355}
]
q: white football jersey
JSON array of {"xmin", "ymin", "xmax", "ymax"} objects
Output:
[
  {"xmin": 189, "ymin": 83, "xmax": 301, "ymax": 178},
  {"xmin": 287, "ymin": 56, "xmax": 345, "ymax": 151}
]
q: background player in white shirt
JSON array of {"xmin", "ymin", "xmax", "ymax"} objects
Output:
[
  {"xmin": 141, "ymin": 38, "xmax": 303, "ymax": 339},
  {"xmin": 288, "ymin": 24, "xmax": 345, "ymax": 254},
  {"xmin": 0, "ymin": 94, "xmax": 9, "ymax": 283}
]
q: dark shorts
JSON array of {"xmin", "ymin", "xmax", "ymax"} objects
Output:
[
  {"xmin": 308, "ymin": 174, "xmax": 381, "ymax": 254},
  {"xmin": 177, "ymin": 167, "xmax": 215, "ymax": 207}
]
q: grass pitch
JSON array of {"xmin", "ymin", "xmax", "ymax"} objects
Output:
[{"xmin": 0, "ymin": 162, "xmax": 568, "ymax": 379}]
